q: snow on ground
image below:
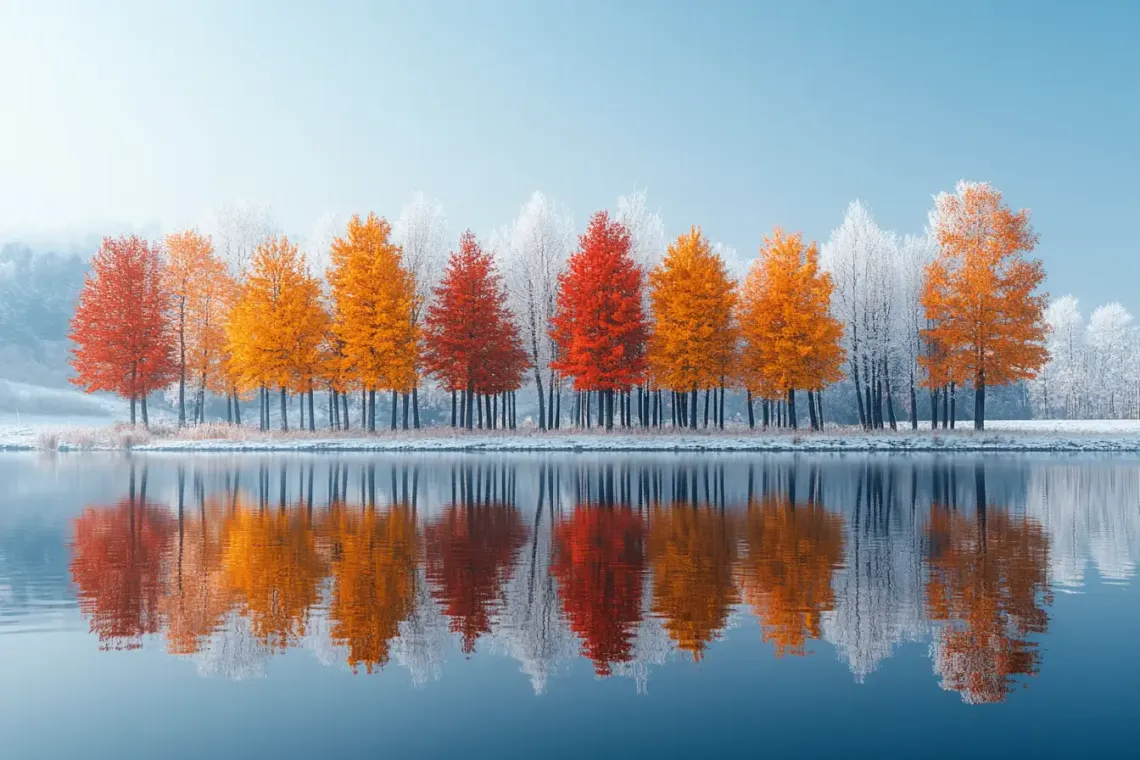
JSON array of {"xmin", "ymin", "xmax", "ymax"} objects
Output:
[
  {"xmin": 986, "ymin": 419, "xmax": 1140, "ymax": 434},
  {"xmin": 1, "ymin": 421, "xmax": 1139, "ymax": 453}
]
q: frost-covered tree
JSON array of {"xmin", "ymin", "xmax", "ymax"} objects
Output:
[
  {"xmin": 1087, "ymin": 303, "xmax": 1135, "ymax": 418},
  {"xmin": 897, "ymin": 234, "xmax": 937, "ymax": 428},
  {"xmin": 500, "ymin": 192, "xmax": 574, "ymax": 430},
  {"xmin": 393, "ymin": 193, "xmax": 448, "ymax": 428},
  {"xmin": 1035, "ymin": 295, "xmax": 1084, "ymax": 417},
  {"xmin": 207, "ymin": 200, "xmax": 279, "ymax": 278}
]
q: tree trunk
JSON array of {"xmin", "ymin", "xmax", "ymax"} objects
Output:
[
  {"xmin": 864, "ymin": 383, "xmax": 874, "ymax": 430},
  {"xmin": 786, "ymin": 388, "xmax": 797, "ymax": 430},
  {"xmin": 308, "ymin": 388, "xmax": 316, "ymax": 432},
  {"xmin": 931, "ymin": 387, "xmax": 939, "ymax": 430},
  {"xmin": 555, "ymin": 385, "xmax": 561, "ymax": 429},
  {"xmin": 391, "ymin": 389, "xmax": 398, "ymax": 430},
  {"xmin": 466, "ymin": 384, "xmax": 474, "ymax": 429},
  {"xmin": 808, "ymin": 390, "xmax": 819, "ymax": 431},
  {"xmin": 690, "ymin": 387, "xmax": 698, "ymax": 430},
  {"xmin": 975, "ymin": 372, "xmax": 985, "ymax": 431},
  {"xmin": 451, "ymin": 389, "xmax": 457, "ymax": 427},
  {"xmin": 534, "ymin": 371, "xmax": 546, "ymax": 430},
  {"xmin": 299, "ymin": 390, "xmax": 305, "ymax": 430},
  {"xmin": 909, "ymin": 370, "xmax": 917, "ymax": 431},
  {"xmin": 816, "ymin": 391, "xmax": 825, "ymax": 430},
  {"xmin": 762, "ymin": 400, "xmax": 770, "ymax": 429},
  {"xmin": 280, "ymin": 387, "xmax": 288, "ymax": 432},
  {"xmin": 342, "ymin": 392, "xmax": 350, "ymax": 431},
  {"xmin": 884, "ymin": 360, "xmax": 897, "ymax": 431},
  {"xmin": 141, "ymin": 394, "xmax": 149, "ymax": 428},
  {"xmin": 402, "ymin": 392, "xmax": 410, "ymax": 430},
  {"xmin": 130, "ymin": 394, "xmax": 137, "ymax": 426},
  {"xmin": 942, "ymin": 384, "xmax": 949, "ymax": 429},
  {"xmin": 548, "ymin": 377, "xmax": 556, "ymax": 430},
  {"xmin": 852, "ymin": 356, "xmax": 867, "ymax": 429},
  {"xmin": 949, "ymin": 382, "xmax": 956, "ymax": 430},
  {"xmin": 412, "ymin": 385, "xmax": 420, "ymax": 429},
  {"xmin": 746, "ymin": 389, "xmax": 755, "ymax": 429},
  {"xmin": 232, "ymin": 389, "xmax": 241, "ymax": 426}
]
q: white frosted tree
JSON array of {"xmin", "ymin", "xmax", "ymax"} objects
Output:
[
  {"xmin": 500, "ymin": 192, "xmax": 574, "ymax": 430},
  {"xmin": 393, "ymin": 192, "xmax": 449, "ymax": 428},
  {"xmin": 206, "ymin": 200, "xmax": 280, "ymax": 278},
  {"xmin": 1087, "ymin": 302, "xmax": 1135, "ymax": 418},
  {"xmin": 896, "ymin": 233, "xmax": 937, "ymax": 428},
  {"xmin": 1035, "ymin": 295, "xmax": 1084, "ymax": 418}
]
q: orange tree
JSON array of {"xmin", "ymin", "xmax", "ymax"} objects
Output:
[
  {"xmin": 550, "ymin": 211, "xmax": 648, "ymax": 430},
  {"xmin": 921, "ymin": 181, "xmax": 1048, "ymax": 430},
  {"xmin": 737, "ymin": 228, "xmax": 844, "ymax": 430},
  {"xmin": 648, "ymin": 227, "xmax": 737, "ymax": 429},
  {"xmin": 327, "ymin": 213, "xmax": 418, "ymax": 431}
]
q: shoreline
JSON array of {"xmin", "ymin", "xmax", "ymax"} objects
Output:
[{"xmin": 9, "ymin": 428, "xmax": 1140, "ymax": 453}]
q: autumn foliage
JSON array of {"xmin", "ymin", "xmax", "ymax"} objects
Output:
[
  {"xmin": 69, "ymin": 235, "xmax": 177, "ymax": 425},
  {"xmin": 550, "ymin": 212, "xmax": 648, "ymax": 397},
  {"xmin": 921, "ymin": 182, "xmax": 1048, "ymax": 429}
]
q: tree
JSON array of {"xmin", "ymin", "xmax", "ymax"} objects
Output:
[
  {"xmin": 897, "ymin": 234, "xmax": 938, "ymax": 428},
  {"xmin": 1034, "ymin": 295, "xmax": 1084, "ymax": 418},
  {"xmin": 738, "ymin": 228, "xmax": 845, "ymax": 430},
  {"xmin": 225, "ymin": 234, "xmax": 328, "ymax": 431},
  {"xmin": 500, "ymin": 192, "xmax": 574, "ymax": 430},
  {"xmin": 423, "ymin": 231, "xmax": 528, "ymax": 429},
  {"xmin": 648, "ymin": 227, "xmax": 737, "ymax": 429},
  {"xmin": 328, "ymin": 213, "xmax": 418, "ymax": 431},
  {"xmin": 1086, "ymin": 303, "xmax": 1134, "ymax": 419},
  {"xmin": 69, "ymin": 235, "xmax": 176, "ymax": 427},
  {"xmin": 921, "ymin": 181, "xmax": 1048, "ymax": 430},
  {"xmin": 165, "ymin": 230, "xmax": 234, "ymax": 426},
  {"xmin": 550, "ymin": 211, "xmax": 648, "ymax": 429},
  {"xmin": 393, "ymin": 193, "xmax": 449, "ymax": 429}
]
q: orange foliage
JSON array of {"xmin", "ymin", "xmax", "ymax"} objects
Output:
[
  {"xmin": 925, "ymin": 504, "xmax": 1051, "ymax": 704},
  {"xmin": 324, "ymin": 503, "xmax": 419, "ymax": 673},
  {"xmin": 648, "ymin": 227, "xmax": 737, "ymax": 393},
  {"xmin": 647, "ymin": 504, "xmax": 738, "ymax": 660},
  {"xmin": 737, "ymin": 493, "xmax": 845, "ymax": 657},
  {"xmin": 920, "ymin": 182, "xmax": 1048, "ymax": 417},
  {"xmin": 737, "ymin": 229, "xmax": 844, "ymax": 399}
]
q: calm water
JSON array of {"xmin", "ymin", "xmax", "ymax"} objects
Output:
[{"xmin": 1, "ymin": 453, "xmax": 1137, "ymax": 759}]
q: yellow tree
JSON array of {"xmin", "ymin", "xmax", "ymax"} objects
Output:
[
  {"xmin": 328, "ymin": 213, "xmax": 418, "ymax": 432},
  {"xmin": 324, "ymin": 503, "xmax": 419, "ymax": 673},
  {"xmin": 921, "ymin": 181, "xmax": 1048, "ymax": 430},
  {"xmin": 226, "ymin": 234, "xmax": 326, "ymax": 431},
  {"xmin": 738, "ymin": 229, "xmax": 844, "ymax": 430},
  {"xmin": 648, "ymin": 227, "xmax": 737, "ymax": 429}
]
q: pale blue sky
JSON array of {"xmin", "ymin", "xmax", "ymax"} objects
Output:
[{"xmin": 0, "ymin": 0, "xmax": 1136, "ymax": 308}]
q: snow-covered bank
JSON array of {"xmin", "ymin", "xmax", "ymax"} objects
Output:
[{"xmin": 7, "ymin": 421, "xmax": 1140, "ymax": 453}]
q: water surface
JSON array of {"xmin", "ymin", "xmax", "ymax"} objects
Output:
[{"xmin": 0, "ymin": 453, "xmax": 1137, "ymax": 759}]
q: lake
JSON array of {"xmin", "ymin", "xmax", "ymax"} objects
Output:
[{"xmin": 0, "ymin": 452, "xmax": 1137, "ymax": 759}]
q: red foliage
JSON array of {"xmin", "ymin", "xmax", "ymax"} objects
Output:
[
  {"xmin": 425, "ymin": 499, "xmax": 528, "ymax": 654},
  {"xmin": 422, "ymin": 231, "xmax": 529, "ymax": 394},
  {"xmin": 69, "ymin": 235, "xmax": 177, "ymax": 403},
  {"xmin": 551, "ymin": 504, "xmax": 646, "ymax": 676},
  {"xmin": 70, "ymin": 487, "xmax": 175, "ymax": 650},
  {"xmin": 550, "ymin": 211, "xmax": 648, "ymax": 391}
]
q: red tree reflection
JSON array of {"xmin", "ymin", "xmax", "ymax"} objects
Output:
[{"xmin": 552, "ymin": 505, "xmax": 646, "ymax": 676}]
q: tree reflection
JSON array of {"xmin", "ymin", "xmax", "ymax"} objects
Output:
[
  {"xmin": 925, "ymin": 463, "xmax": 1052, "ymax": 704},
  {"xmin": 738, "ymin": 467, "xmax": 845, "ymax": 657},
  {"xmin": 426, "ymin": 464, "xmax": 527, "ymax": 655},
  {"xmin": 70, "ymin": 466, "xmax": 174, "ymax": 650}
]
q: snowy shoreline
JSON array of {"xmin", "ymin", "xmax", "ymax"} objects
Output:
[{"xmin": 7, "ymin": 423, "xmax": 1140, "ymax": 454}]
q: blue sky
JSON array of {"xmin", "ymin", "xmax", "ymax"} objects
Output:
[{"xmin": 0, "ymin": 0, "xmax": 1136, "ymax": 309}]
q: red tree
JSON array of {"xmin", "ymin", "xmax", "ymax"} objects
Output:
[
  {"xmin": 423, "ymin": 231, "xmax": 530, "ymax": 428},
  {"xmin": 550, "ymin": 211, "xmax": 647, "ymax": 428},
  {"xmin": 69, "ymin": 235, "xmax": 176, "ymax": 426},
  {"xmin": 551, "ymin": 504, "xmax": 645, "ymax": 676}
]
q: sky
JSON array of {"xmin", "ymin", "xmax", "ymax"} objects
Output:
[{"xmin": 1, "ymin": 0, "xmax": 1137, "ymax": 309}]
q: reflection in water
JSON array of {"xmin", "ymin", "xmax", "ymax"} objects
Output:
[{"xmin": 53, "ymin": 455, "xmax": 1140, "ymax": 703}]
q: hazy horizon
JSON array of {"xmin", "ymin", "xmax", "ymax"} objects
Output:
[{"xmin": 2, "ymin": 0, "xmax": 1137, "ymax": 310}]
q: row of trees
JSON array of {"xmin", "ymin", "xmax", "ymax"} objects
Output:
[
  {"xmin": 69, "ymin": 182, "xmax": 1049, "ymax": 431},
  {"xmin": 71, "ymin": 460, "xmax": 1051, "ymax": 704},
  {"xmin": 1032, "ymin": 297, "xmax": 1140, "ymax": 419}
]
